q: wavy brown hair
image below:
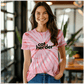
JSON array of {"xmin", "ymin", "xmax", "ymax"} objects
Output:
[{"xmin": 29, "ymin": 1, "xmax": 58, "ymax": 46}]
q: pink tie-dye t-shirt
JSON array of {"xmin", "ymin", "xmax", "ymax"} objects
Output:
[{"xmin": 21, "ymin": 28, "xmax": 67, "ymax": 82}]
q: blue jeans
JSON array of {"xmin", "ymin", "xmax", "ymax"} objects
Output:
[{"xmin": 28, "ymin": 73, "xmax": 61, "ymax": 83}]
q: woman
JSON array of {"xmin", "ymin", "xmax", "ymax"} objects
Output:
[{"xmin": 21, "ymin": 1, "xmax": 67, "ymax": 83}]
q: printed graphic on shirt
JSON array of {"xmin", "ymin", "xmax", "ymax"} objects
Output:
[{"xmin": 36, "ymin": 42, "xmax": 53, "ymax": 49}]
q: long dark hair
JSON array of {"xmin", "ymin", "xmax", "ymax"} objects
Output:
[{"xmin": 29, "ymin": 1, "xmax": 58, "ymax": 46}]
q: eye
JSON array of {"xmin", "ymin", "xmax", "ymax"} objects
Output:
[
  {"xmin": 37, "ymin": 12, "xmax": 40, "ymax": 15},
  {"xmin": 44, "ymin": 11, "xmax": 47, "ymax": 14}
]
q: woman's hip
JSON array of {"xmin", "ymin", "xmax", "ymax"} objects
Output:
[{"xmin": 28, "ymin": 73, "xmax": 61, "ymax": 83}]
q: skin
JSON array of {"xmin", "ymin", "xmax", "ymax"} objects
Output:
[
  {"xmin": 23, "ymin": 50, "xmax": 31, "ymax": 83},
  {"xmin": 35, "ymin": 6, "xmax": 49, "ymax": 32},
  {"xmin": 23, "ymin": 6, "xmax": 66, "ymax": 83},
  {"xmin": 54, "ymin": 46, "xmax": 66, "ymax": 80}
]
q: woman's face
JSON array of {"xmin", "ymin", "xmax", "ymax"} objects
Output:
[{"xmin": 35, "ymin": 6, "xmax": 49, "ymax": 26}]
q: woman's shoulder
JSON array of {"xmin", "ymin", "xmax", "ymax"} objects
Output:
[
  {"xmin": 58, "ymin": 29, "xmax": 63, "ymax": 34},
  {"xmin": 57, "ymin": 29, "xmax": 63, "ymax": 38},
  {"xmin": 58, "ymin": 29, "xmax": 62, "ymax": 33}
]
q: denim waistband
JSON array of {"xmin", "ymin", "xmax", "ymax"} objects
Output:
[
  {"xmin": 36, "ymin": 73, "xmax": 49, "ymax": 75},
  {"xmin": 28, "ymin": 73, "xmax": 61, "ymax": 83},
  {"xmin": 37, "ymin": 73, "xmax": 47, "ymax": 74}
]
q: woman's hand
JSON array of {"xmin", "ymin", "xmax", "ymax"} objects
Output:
[{"xmin": 54, "ymin": 72, "xmax": 63, "ymax": 80}]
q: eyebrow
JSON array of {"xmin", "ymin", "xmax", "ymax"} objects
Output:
[{"xmin": 36, "ymin": 11, "xmax": 47, "ymax": 13}]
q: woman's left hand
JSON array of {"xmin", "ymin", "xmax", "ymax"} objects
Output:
[{"xmin": 54, "ymin": 72, "xmax": 63, "ymax": 80}]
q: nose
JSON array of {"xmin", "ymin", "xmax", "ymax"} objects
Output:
[{"xmin": 40, "ymin": 14, "xmax": 44, "ymax": 19}]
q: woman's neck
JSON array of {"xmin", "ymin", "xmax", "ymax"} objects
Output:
[{"xmin": 36, "ymin": 24, "xmax": 48, "ymax": 32}]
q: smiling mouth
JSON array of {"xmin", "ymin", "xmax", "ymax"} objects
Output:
[{"xmin": 38, "ymin": 19, "xmax": 46, "ymax": 21}]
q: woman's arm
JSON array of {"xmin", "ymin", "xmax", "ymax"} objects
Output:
[
  {"xmin": 54, "ymin": 46, "xmax": 66, "ymax": 80},
  {"xmin": 58, "ymin": 46, "xmax": 66, "ymax": 74},
  {"xmin": 23, "ymin": 50, "xmax": 31, "ymax": 83}
]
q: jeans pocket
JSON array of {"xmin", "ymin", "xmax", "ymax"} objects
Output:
[
  {"xmin": 29, "ymin": 74, "xmax": 42, "ymax": 83},
  {"xmin": 36, "ymin": 74, "xmax": 43, "ymax": 83},
  {"xmin": 28, "ymin": 75, "xmax": 37, "ymax": 83},
  {"xmin": 28, "ymin": 75, "xmax": 42, "ymax": 84}
]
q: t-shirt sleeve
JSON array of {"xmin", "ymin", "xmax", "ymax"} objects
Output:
[
  {"xmin": 57, "ymin": 29, "xmax": 67, "ymax": 47},
  {"xmin": 21, "ymin": 32, "xmax": 30, "ymax": 50}
]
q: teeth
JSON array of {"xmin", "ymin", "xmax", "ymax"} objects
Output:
[
  {"xmin": 40, "ymin": 20, "xmax": 44, "ymax": 21},
  {"xmin": 39, "ymin": 19, "xmax": 45, "ymax": 21}
]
